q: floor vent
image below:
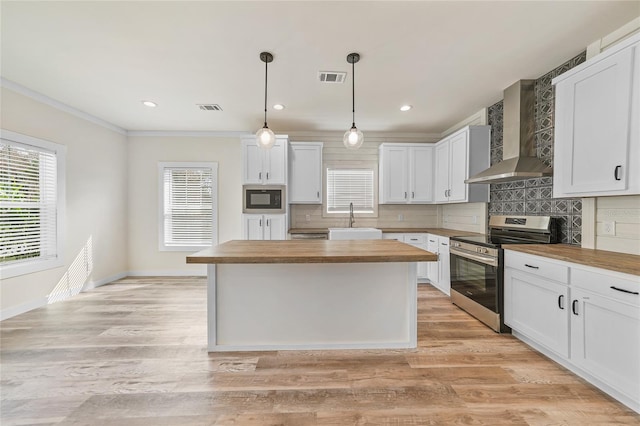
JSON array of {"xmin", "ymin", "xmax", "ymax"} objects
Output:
[
  {"xmin": 318, "ymin": 71, "xmax": 346, "ymax": 83},
  {"xmin": 198, "ymin": 104, "xmax": 223, "ymax": 111}
]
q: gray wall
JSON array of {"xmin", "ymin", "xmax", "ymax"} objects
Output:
[{"xmin": 487, "ymin": 52, "xmax": 585, "ymax": 245}]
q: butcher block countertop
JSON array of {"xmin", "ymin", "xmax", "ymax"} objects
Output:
[
  {"xmin": 288, "ymin": 227, "xmax": 483, "ymax": 238},
  {"xmin": 187, "ymin": 240, "xmax": 437, "ymax": 264},
  {"xmin": 505, "ymin": 244, "xmax": 640, "ymax": 277}
]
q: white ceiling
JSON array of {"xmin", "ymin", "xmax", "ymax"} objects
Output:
[{"xmin": 1, "ymin": 1, "xmax": 638, "ymax": 135}]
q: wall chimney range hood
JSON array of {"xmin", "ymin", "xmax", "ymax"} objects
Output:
[{"xmin": 465, "ymin": 80, "xmax": 552, "ymax": 184}]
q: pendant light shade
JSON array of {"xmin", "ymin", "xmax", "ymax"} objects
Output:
[
  {"xmin": 256, "ymin": 52, "xmax": 276, "ymax": 149},
  {"xmin": 343, "ymin": 52, "xmax": 363, "ymax": 150}
]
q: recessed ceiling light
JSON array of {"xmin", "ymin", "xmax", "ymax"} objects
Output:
[
  {"xmin": 142, "ymin": 100, "xmax": 157, "ymax": 108},
  {"xmin": 273, "ymin": 104, "xmax": 285, "ymax": 110},
  {"xmin": 400, "ymin": 105, "xmax": 412, "ymax": 112}
]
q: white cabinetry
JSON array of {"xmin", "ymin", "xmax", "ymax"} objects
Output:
[
  {"xmin": 242, "ymin": 214, "xmax": 286, "ymax": 240},
  {"xmin": 504, "ymin": 249, "xmax": 640, "ymax": 413},
  {"xmin": 289, "ymin": 142, "xmax": 322, "ymax": 204},
  {"xmin": 553, "ymin": 34, "xmax": 640, "ymax": 197},
  {"xmin": 425, "ymin": 235, "xmax": 450, "ymax": 295},
  {"xmin": 242, "ymin": 136, "xmax": 288, "ymax": 185},
  {"xmin": 383, "ymin": 233, "xmax": 429, "ymax": 280},
  {"xmin": 434, "ymin": 126, "xmax": 490, "ymax": 204},
  {"xmin": 379, "ymin": 144, "xmax": 434, "ymax": 204},
  {"xmin": 504, "ymin": 252, "xmax": 570, "ymax": 358}
]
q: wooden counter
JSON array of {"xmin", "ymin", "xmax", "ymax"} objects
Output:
[
  {"xmin": 505, "ymin": 244, "xmax": 640, "ymax": 277},
  {"xmin": 187, "ymin": 239, "xmax": 437, "ymax": 264},
  {"xmin": 288, "ymin": 227, "xmax": 484, "ymax": 238}
]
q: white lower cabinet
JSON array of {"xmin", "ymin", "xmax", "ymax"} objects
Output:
[
  {"xmin": 242, "ymin": 214, "xmax": 286, "ymax": 240},
  {"xmin": 425, "ymin": 235, "xmax": 450, "ymax": 295},
  {"xmin": 504, "ymin": 250, "xmax": 640, "ymax": 413},
  {"xmin": 383, "ymin": 233, "xmax": 429, "ymax": 281},
  {"xmin": 426, "ymin": 236, "xmax": 439, "ymax": 287}
]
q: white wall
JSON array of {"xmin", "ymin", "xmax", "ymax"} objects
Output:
[
  {"xmin": 439, "ymin": 203, "xmax": 488, "ymax": 234},
  {"xmin": 1, "ymin": 87, "xmax": 128, "ymax": 317},
  {"xmin": 127, "ymin": 135, "xmax": 242, "ymax": 275}
]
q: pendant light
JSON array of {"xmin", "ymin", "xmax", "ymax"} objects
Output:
[
  {"xmin": 343, "ymin": 52, "xmax": 364, "ymax": 149},
  {"xmin": 256, "ymin": 52, "xmax": 276, "ymax": 149}
]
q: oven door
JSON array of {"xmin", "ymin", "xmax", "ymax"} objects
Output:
[{"xmin": 449, "ymin": 246, "xmax": 501, "ymax": 312}]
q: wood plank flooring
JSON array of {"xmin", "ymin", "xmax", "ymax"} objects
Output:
[{"xmin": 1, "ymin": 277, "xmax": 638, "ymax": 425}]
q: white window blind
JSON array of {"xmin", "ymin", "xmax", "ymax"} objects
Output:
[
  {"xmin": 326, "ymin": 168, "xmax": 374, "ymax": 213},
  {"xmin": 161, "ymin": 164, "xmax": 216, "ymax": 250},
  {"xmin": 1, "ymin": 138, "xmax": 60, "ymax": 271}
]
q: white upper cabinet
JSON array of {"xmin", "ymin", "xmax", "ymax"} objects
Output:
[
  {"xmin": 553, "ymin": 34, "xmax": 640, "ymax": 198},
  {"xmin": 242, "ymin": 136, "xmax": 288, "ymax": 185},
  {"xmin": 379, "ymin": 144, "xmax": 433, "ymax": 204},
  {"xmin": 288, "ymin": 142, "xmax": 323, "ymax": 204},
  {"xmin": 434, "ymin": 126, "xmax": 490, "ymax": 204}
]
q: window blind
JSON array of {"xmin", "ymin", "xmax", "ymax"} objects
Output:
[
  {"xmin": 326, "ymin": 168, "xmax": 374, "ymax": 213},
  {"xmin": 162, "ymin": 167, "xmax": 213, "ymax": 248},
  {"xmin": 0, "ymin": 141, "xmax": 58, "ymax": 265}
]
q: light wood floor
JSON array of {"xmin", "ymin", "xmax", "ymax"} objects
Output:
[{"xmin": 1, "ymin": 277, "xmax": 638, "ymax": 425}]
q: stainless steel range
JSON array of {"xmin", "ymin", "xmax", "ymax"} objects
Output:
[{"xmin": 449, "ymin": 215, "xmax": 558, "ymax": 333}]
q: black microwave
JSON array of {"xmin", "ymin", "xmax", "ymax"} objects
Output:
[{"xmin": 243, "ymin": 185, "xmax": 286, "ymax": 214}]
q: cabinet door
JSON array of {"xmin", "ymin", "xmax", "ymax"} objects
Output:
[
  {"xmin": 438, "ymin": 238, "xmax": 451, "ymax": 296},
  {"xmin": 426, "ymin": 236, "xmax": 440, "ymax": 287},
  {"xmin": 570, "ymin": 288, "xmax": 640, "ymax": 403},
  {"xmin": 243, "ymin": 142, "xmax": 264, "ymax": 184},
  {"xmin": 409, "ymin": 146, "xmax": 434, "ymax": 203},
  {"xmin": 264, "ymin": 139, "xmax": 287, "ymax": 184},
  {"xmin": 554, "ymin": 47, "xmax": 635, "ymax": 196},
  {"xmin": 264, "ymin": 214, "xmax": 286, "ymax": 240},
  {"xmin": 434, "ymin": 141, "xmax": 450, "ymax": 203},
  {"xmin": 289, "ymin": 143, "xmax": 322, "ymax": 203},
  {"xmin": 448, "ymin": 131, "xmax": 469, "ymax": 202},
  {"xmin": 243, "ymin": 215, "xmax": 264, "ymax": 240},
  {"xmin": 504, "ymin": 268, "xmax": 570, "ymax": 357},
  {"xmin": 380, "ymin": 146, "xmax": 409, "ymax": 203}
]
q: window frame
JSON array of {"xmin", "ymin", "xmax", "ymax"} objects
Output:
[
  {"xmin": 323, "ymin": 160, "xmax": 378, "ymax": 218},
  {"xmin": 0, "ymin": 129, "xmax": 66, "ymax": 279},
  {"xmin": 157, "ymin": 162, "xmax": 218, "ymax": 252}
]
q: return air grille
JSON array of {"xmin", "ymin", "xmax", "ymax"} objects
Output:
[
  {"xmin": 198, "ymin": 104, "xmax": 223, "ymax": 111},
  {"xmin": 318, "ymin": 71, "xmax": 346, "ymax": 83}
]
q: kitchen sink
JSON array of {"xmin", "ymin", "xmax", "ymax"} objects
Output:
[{"xmin": 328, "ymin": 228, "xmax": 383, "ymax": 240}]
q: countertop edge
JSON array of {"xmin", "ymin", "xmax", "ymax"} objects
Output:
[{"xmin": 504, "ymin": 244, "xmax": 640, "ymax": 277}]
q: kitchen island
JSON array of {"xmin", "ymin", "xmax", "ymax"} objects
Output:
[{"xmin": 187, "ymin": 239, "xmax": 436, "ymax": 352}]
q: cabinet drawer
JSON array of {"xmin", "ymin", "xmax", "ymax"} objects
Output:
[
  {"xmin": 505, "ymin": 251, "xmax": 569, "ymax": 284},
  {"xmin": 382, "ymin": 233, "xmax": 405, "ymax": 241},
  {"xmin": 572, "ymin": 268, "xmax": 640, "ymax": 307},
  {"xmin": 404, "ymin": 234, "xmax": 428, "ymax": 244}
]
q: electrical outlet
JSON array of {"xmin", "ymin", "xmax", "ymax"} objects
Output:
[
  {"xmin": 602, "ymin": 221, "xmax": 616, "ymax": 236},
  {"xmin": 397, "ymin": 214, "xmax": 404, "ymax": 222},
  {"xmin": 305, "ymin": 214, "xmax": 311, "ymax": 222},
  {"xmin": 472, "ymin": 215, "xmax": 478, "ymax": 224}
]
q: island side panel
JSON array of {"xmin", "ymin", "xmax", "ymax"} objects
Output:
[
  {"xmin": 211, "ymin": 262, "xmax": 416, "ymax": 351},
  {"xmin": 207, "ymin": 264, "xmax": 217, "ymax": 350}
]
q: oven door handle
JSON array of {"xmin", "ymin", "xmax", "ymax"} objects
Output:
[{"xmin": 450, "ymin": 247, "xmax": 499, "ymax": 267}]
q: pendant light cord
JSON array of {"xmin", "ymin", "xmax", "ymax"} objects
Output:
[
  {"xmin": 264, "ymin": 59, "xmax": 268, "ymax": 127},
  {"xmin": 351, "ymin": 59, "xmax": 355, "ymax": 127}
]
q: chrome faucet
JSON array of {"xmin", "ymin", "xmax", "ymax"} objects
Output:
[{"xmin": 349, "ymin": 202, "xmax": 355, "ymax": 228}]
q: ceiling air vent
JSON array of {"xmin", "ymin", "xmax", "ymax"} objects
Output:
[
  {"xmin": 198, "ymin": 104, "xmax": 223, "ymax": 111},
  {"xmin": 318, "ymin": 71, "xmax": 346, "ymax": 83}
]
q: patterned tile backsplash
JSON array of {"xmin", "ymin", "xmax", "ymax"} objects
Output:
[{"xmin": 488, "ymin": 51, "xmax": 586, "ymax": 245}]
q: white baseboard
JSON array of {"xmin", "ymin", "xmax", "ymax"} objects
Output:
[
  {"xmin": 127, "ymin": 268, "xmax": 207, "ymax": 277},
  {"xmin": 0, "ymin": 297, "xmax": 48, "ymax": 321},
  {"xmin": 82, "ymin": 272, "xmax": 128, "ymax": 291}
]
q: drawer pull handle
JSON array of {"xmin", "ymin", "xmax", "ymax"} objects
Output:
[
  {"xmin": 558, "ymin": 294, "xmax": 564, "ymax": 310},
  {"xmin": 572, "ymin": 300, "xmax": 578, "ymax": 315},
  {"xmin": 610, "ymin": 286, "xmax": 639, "ymax": 295},
  {"xmin": 614, "ymin": 165, "xmax": 622, "ymax": 181},
  {"xmin": 525, "ymin": 264, "xmax": 539, "ymax": 269}
]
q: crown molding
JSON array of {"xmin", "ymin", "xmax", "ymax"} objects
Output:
[{"xmin": 1, "ymin": 78, "xmax": 127, "ymax": 135}]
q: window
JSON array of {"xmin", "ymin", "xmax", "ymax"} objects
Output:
[
  {"xmin": 325, "ymin": 162, "xmax": 378, "ymax": 216},
  {"xmin": 158, "ymin": 162, "xmax": 217, "ymax": 251},
  {"xmin": 0, "ymin": 130, "xmax": 66, "ymax": 279}
]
